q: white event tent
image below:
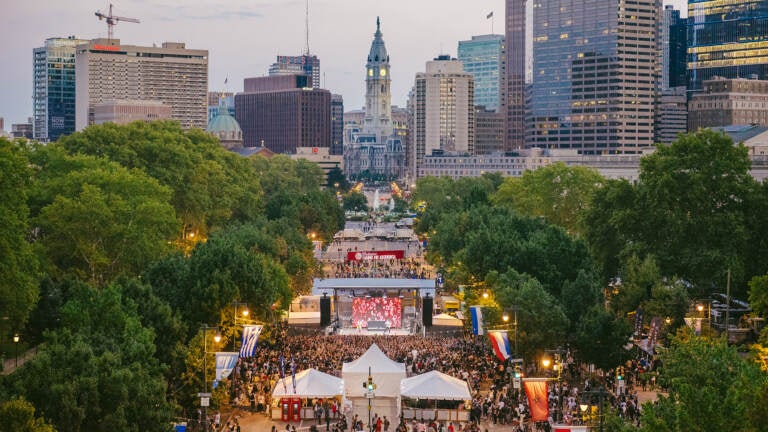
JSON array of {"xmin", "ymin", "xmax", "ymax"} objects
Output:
[
  {"xmin": 400, "ymin": 370, "xmax": 472, "ymax": 401},
  {"xmin": 272, "ymin": 368, "xmax": 344, "ymax": 399},
  {"xmin": 342, "ymin": 343, "xmax": 406, "ymax": 398}
]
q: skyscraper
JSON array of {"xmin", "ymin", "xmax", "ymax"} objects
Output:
[
  {"xmin": 688, "ymin": 0, "xmax": 768, "ymax": 94},
  {"xmin": 458, "ymin": 34, "xmax": 505, "ymax": 112},
  {"xmin": 75, "ymin": 39, "xmax": 208, "ymax": 130},
  {"xmin": 524, "ymin": 0, "xmax": 658, "ymax": 153},
  {"xmin": 33, "ymin": 36, "xmax": 87, "ymax": 142},
  {"xmin": 331, "ymin": 94, "xmax": 344, "ymax": 156},
  {"xmin": 505, "ymin": 0, "xmax": 527, "ymax": 150},
  {"xmin": 411, "ymin": 55, "xmax": 475, "ymax": 179},
  {"xmin": 269, "ymin": 55, "xmax": 321, "ymax": 89},
  {"xmin": 659, "ymin": 5, "xmax": 687, "ymax": 91}
]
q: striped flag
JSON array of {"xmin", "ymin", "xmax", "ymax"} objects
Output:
[
  {"xmin": 470, "ymin": 306, "xmax": 484, "ymax": 335},
  {"xmin": 523, "ymin": 378, "xmax": 549, "ymax": 422},
  {"xmin": 290, "ymin": 354, "xmax": 297, "ymax": 394},
  {"xmin": 486, "ymin": 11, "xmax": 493, "ymax": 19},
  {"xmin": 279, "ymin": 354, "xmax": 287, "ymax": 393},
  {"xmin": 488, "ymin": 330, "xmax": 511, "ymax": 362},
  {"xmin": 239, "ymin": 325, "xmax": 263, "ymax": 358},
  {"xmin": 214, "ymin": 352, "xmax": 239, "ymax": 386}
]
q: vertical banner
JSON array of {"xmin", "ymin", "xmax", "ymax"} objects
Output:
[
  {"xmin": 239, "ymin": 324, "xmax": 263, "ymax": 358},
  {"xmin": 290, "ymin": 354, "xmax": 297, "ymax": 394},
  {"xmin": 488, "ymin": 330, "xmax": 511, "ymax": 362},
  {"xmin": 279, "ymin": 354, "xmax": 287, "ymax": 393},
  {"xmin": 470, "ymin": 306, "xmax": 484, "ymax": 335},
  {"xmin": 634, "ymin": 308, "xmax": 644, "ymax": 337},
  {"xmin": 523, "ymin": 378, "xmax": 549, "ymax": 422},
  {"xmin": 214, "ymin": 352, "xmax": 239, "ymax": 384},
  {"xmin": 648, "ymin": 317, "xmax": 662, "ymax": 353}
]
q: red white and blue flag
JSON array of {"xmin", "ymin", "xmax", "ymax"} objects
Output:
[{"xmin": 488, "ymin": 330, "xmax": 511, "ymax": 362}]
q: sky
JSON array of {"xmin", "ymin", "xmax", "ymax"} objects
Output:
[{"xmin": 0, "ymin": 0, "xmax": 687, "ymax": 128}]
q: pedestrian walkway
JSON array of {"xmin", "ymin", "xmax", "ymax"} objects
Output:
[{"xmin": 0, "ymin": 345, "xmax": 40, "ymax": 375}]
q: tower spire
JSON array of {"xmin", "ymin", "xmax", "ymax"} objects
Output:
[{"xmin": 304, "ymin": 0, "xmax": 310, "ymax": 55}]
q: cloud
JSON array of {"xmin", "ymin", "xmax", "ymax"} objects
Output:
[{"xmin": 149, "ymin": 3, "xmax": 266, "ymax": 22}]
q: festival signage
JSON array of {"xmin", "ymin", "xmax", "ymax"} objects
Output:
[{"xmin": 347, "ymin": 250, "xmax": 405, "ymax": 261}]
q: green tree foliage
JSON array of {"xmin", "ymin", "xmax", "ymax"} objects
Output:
[
  {"xmin": 10, "ymin": 283, "xmax": 172, "ymax": 432},
  {"xmin": 574, "ymin": 305, "xmax": 632, "ymax": 370},
  {"xmin": 28, "ymin": 146, "xmax": 177, "ymax": 287},
  {"xmin": 0, "ymin": 397, "xmax": 56, "ymax": 432},
  {"xmin": 640, "ymin": 331, "xmax": 768, "ymax": 432},
  {"xmin": 412, "ymin": 176, "xmax": 499, "ymax": 235},
  {"xmin": 490, "ymin": 269, "xmax": 569, "ymax": 359},
  {"xmin": 494, "ymin": 162, "xmax": 604, "ymax": 235},
  {"xmin": 343, "ymin": 191, "xmax": 369, "ymax": 213},
  {"xmin": 325, "ymin": 166, "xmax": 349, "ymax": 190},
  {"xmin": 0, "ymin": 138, "xmax": 39, "ymax": 329},
  {"xmin": 748, "ymin": 274, "xmax": 768, "ymax": 317},
  {"xmin": 55, "ymin": 121, "xmax": 262, "ymax": 237}
]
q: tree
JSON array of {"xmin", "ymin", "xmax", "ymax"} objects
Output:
[
  {"xmin": 640, "ymin": 331, "xmax": 768, "ymax": 432},
  {"xmin": 29, "ymin": 147, "xmax": 177, "ymax": 287},
  {"xmin": 0, "ymin": 138, "xmax": 39, "ymax": 331},
  {"xmin": 748, "ymin": 274, "xmax": 768, "ymax": 318},
  {"xmin": 325, "ymin": 166, "xmax": 349, "ymax": 190},
  {"xmin": 574, "ymin": 305, "xmax": 632, "ymax": 370},
  {"xmin": 494, "ymin": 162, "xmax": 604, "ymax": 235},
  {"xmin": 343, "ymin": 191, "xmax": 369, "ymax": 213},
  {"xmin": 0, "ymin": 397, "xmax": 56, "ymax": 432},
  {"xmin": 10, "ymin": 282, "xmax": 173, "ymax": 432},
  {"xmin": 632, "ymin": 130, "xmax": 755, "ymax": 295}
]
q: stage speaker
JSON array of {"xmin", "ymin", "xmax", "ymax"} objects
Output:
[
  {"xmin": 320, "ymin": 296, "xmax": 331, "ymax": 327},
  {"xmin": 422, "ymin": 297, "xmax": 433, "ymax": 327}
]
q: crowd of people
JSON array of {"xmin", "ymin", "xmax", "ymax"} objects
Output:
[{"xmin": 326, "ymin": 258, "xmax": 432, "ymax": 279}]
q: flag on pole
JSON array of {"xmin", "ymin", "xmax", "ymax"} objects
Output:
[
  {"xmin": 523, "ymin": 378, "xmax": 549, "ymax": 422},
  {"xmin": 214, "ymin": 352, "xmax": 239, "ymax": 388},
  {"xmin": 488, "ymin": 330, "xmax": 511, "ymax": 362},
  {"xmin": 486, "ymin": 11, "xmax": 494, "ymax": 19},
  {"xmin": 279, "ymin": 354, "xmax": 287, "ymax": 393},
  {"xmin": 290, "ymin": 354, "xmax": 297, "ymax": 394},
  {"xmin": 240, "ymin": 324, "xmax": 263, "ymax": 358},
  {"xmin": 470, "ymin": 306, "xmax": 484, "ymax": 335},
  {"xmin": 224, "ymin": 77, "xmax": 228, "ymax": 85}
]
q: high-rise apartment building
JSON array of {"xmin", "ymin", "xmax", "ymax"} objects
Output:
[
  {"xmin": 269, "ymin": 55, "xmax": 321, "ymax": 89},
  {"xmin": 523, "ymin": 0, "xmax": 658, "ymax": 153},
  {"xmin": 33, "ymin": 36, "xmax": 87, "ymax": 141},
  {"xmin": 458, "ymin": 34, "xmax": 505, "ymax": 112},
  {"xmin": 688, "ymin": 0, "xmax": 768, "ymax": 94},
  {"xmin": 411, "ymin": 55, "xmax": 475, "ymax": 179},
  {"xmin": 331, "ymin": 94, "xmax": 344, "ymax": 156},
  {"xmin": 235, "ymin": 75, "xmax": 331, "ymax": 153},
  {"xmin": 75, "ymin": 39, "xmax": 208, "ymax": 130}
]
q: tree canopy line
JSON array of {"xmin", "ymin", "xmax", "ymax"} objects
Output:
[{"xmin": 0, "ymin": 124, "xmax": 767, "ymax": 431}]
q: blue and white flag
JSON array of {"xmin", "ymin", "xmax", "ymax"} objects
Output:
[
  {"xmin": 279, "ymin": 354, "xmax": 287, "ymax": 392},
  {"xmin": 214, "ymin": 352, "xmax": 239, "ymax": 387},
  {"xmin": 240, "ymin": 324, "xmax": 263, "ymax": 358},
  {"xmin": 290, "ymin": 354, "xmax": 297, "ymax": 394},
  {"xmin": 470, "ymin": 305, "xmax": 484, "ymax": 335}
]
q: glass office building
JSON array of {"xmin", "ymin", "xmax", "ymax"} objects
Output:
[
  {"xmin": 688, "ymin": 0, "xmax": 768, "ymax": 94},
  {"xmin": 458, "ymin": 34, "xmax": 505, "ymax": 112},
  {"xmin": 33, "ymin": 36, "xmax": 87, "ymax": 142},
  {"xmin": 523, "ymin": 0, "xmax": 658, "ymax": 154}
]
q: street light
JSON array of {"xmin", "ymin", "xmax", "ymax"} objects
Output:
[
  {"xmin": 13, "ymin": 334, "xmax": 20, "ymax": 368},
  {"xmin": 232, "ymin": 301, "xmax": 250, "ymax": 351},
  {"xmin": 200, "ymin": 325, "xmax": 221, "ymax": 432},
  {"xmin": 580, "ymin": 387, "xmax": 609, "ymax": 432},
  {"xmin": 542, "ymin": 350, "xmax": 564, "ymax": 423}
]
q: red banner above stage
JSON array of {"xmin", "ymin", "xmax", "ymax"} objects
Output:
[{"xmin": 347, "ymin": 250, "xmax": 405, "ymax": 261}]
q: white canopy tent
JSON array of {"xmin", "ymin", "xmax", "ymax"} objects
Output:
[
  {"xmin": 400, "ymin": 370, "xmax": 472, "ymax": 401},
  {"xmin": 272, "ymin": 368, "xmax": 344, "ymax": 399},
  {"xmin": 342, "ymin": 343, "xmax": 406, "ymax": 398},
  {"xmin": 432, "ymin": 313, "xmax": 463, "ymax": 327}
]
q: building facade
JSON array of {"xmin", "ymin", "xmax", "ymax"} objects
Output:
[
  {"xmin": 659, "ymin": 5, "xmax": 687, "ymax": 91},
  {"xmin": 93, "ymin": 99, "xmax": 171, "ymax": 125},
  {"xmin": 505, "ymin": 0, "xmax": 527, "ymax": 150},
  {"xmin": 458, "ymin": 34, "xmax": 505, "ymax": 112},
  {"xmin": 269, "ymin": 54, "xmax": 321, "ymax": 89},
  {"xmin": 331, "ymin": 94, "xmax": 344, "ymax": 156},
  {"xmin": 475, "ymin": 106, "xmax": 505, "ymax": 154},
  {"xmin": 235, "ymin": 75, "xmax": 331, "ymax": 153},
  {"xmin": 411, "ymin": 55, "xmax": 475, "ymax": 179},
  {"xmin": 655, "ymin": 87, "xmax": 688, "ymax": 144},
  {"xmin": 689, "ymin": 77, "xmax": 768, "ymax": 130},
  {"xmin": 75, "ymin": 39, "xmax": 208, "ymax": 130},
  {"xmin": 688, "ymin": 0, "xmax": 768, "ymax": 94},
  {"xmin": 524, "ymin": 0, "xmax": 658, "ymax": 154},
  {"xmin": 33, "ymin": 36, "xmax": 87, "ymax": 141}
]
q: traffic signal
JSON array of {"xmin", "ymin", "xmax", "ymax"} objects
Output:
[
  {"xmin": 616, "ymin": 367, "xmax": 623, "ymax": 381},
  {"xmin": 363, "ymin": 375, "xmax": 376, "ymax": 391}
]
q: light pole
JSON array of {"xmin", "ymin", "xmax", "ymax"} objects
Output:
[
  {"xmin": 232, "ymin": 301, "xmax": 250, "ymax": 351},
  {"xmin": 200, "ymin": 325, "xmax": 221, "ymax": 432},
  {"xmin": 13, "ymin": 334, "xmax": 20, "ymax": 368},
  {"xmin": 580, "ymin": 387, "xmax": 608, "ymax": 432},
  {"xmin": 542, "ymin": 350, "xmax": 564, "ymax": 423}
]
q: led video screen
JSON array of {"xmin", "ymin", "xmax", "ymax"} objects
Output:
[{"xmin": 352, "ymin": 297, "xmax": 402, "ymax": 328}]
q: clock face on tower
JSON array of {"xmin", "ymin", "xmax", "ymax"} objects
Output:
[
  {"xmin": 380, "ymin": 68, "xmax": 387, "ymax": 77},
  {"xmin": 368, "ymin": 68, "xmax": 373, "ymax": 77}
]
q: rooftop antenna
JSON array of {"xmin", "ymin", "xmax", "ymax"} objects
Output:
[
  {"xmin": 304, "ymin": 0, "xmax": 310, "ymax": 55},
  {"xmin": 95, "ymin": 4, "xmax": 140, "ymax": 43}
]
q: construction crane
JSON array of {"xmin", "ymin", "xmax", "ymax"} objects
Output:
[{"xmin": 95, "ymin": 4, "xmax": 139, "ymax": 42}]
